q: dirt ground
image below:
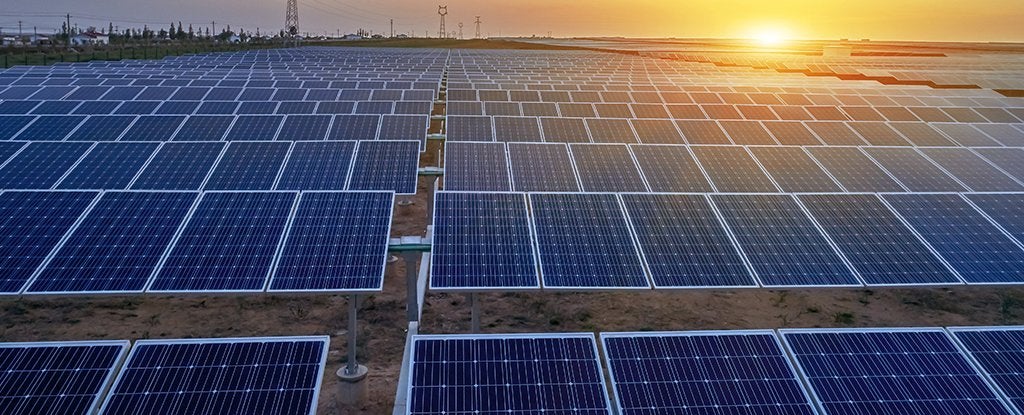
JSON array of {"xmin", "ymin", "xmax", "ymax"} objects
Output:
[{"xmin": 3, "ymin": 137, "xmax": 1024, "ymax": 414}]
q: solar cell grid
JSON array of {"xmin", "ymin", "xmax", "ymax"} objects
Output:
[
  {"xmin": 379, "ymin": 115, "xmax": 428, "ymax": 146},
  {"xmin": 0, "ymin": 116, "xmax": 34, "ymax": 140},
  {"xmin": 13, "ymin": 115, "xmax": 85, "ymax": 141},
  {"xmin": 225, "ymin": 115, "xmax": 283, "ymax": 141},
  {"xmin": 920, "ymin": 148, "xmax": 1023, "ymax": 192},
  {"xmin": 949, "ymin": 327, "xmax": 1024, "ymax": 414},
  {"xmin": 540, "ymin": 117, "xmax": 590, "ymax": 143},
  {"xmin": 328, "ymin": 115, "xmax": 379, "ymax": 141},
  {"xmin": 276, "ymin": 141, "xmax": 354, "ymax": 191},
  {"xmin": 864, "ymin": 147, "xmax": 967, "ymax": 191},
  {"xmin": 275, "ymin": 115, "xmax": 331, "ymax": 141},
  {"xmin": 691, "ymin": 146, "xmax": 779, "ymax": 193},
  {"xmin": 130, "ymin": 142, "xmax": 224, "ymax": 190},
  {"xmin": 975, "ymin": 148, "xmax": 1024, "ymax": 183},
  {"xmin": 446, "ymin": 115, "xmax": 494, "ymax": 142},
  {"xmin": 507, "ymin": 143, "xmax": 580, "ymax": 192},
  {"xmin": 750, "ymin": 147, "xmax": 843, "ymax": 192},
  {"xmin": 443, "ymin": 142, "xmax": 511, "ymax": 192},
  {"xmin": 171, "ymin": 115, "xmax": 233, "ymax": 141},
  {"xmin": 676, "ymin": 120, "xmax": 731, "ymax": 144},
  {"xmin": 0, "ymin": 142, "xmax": 94, "ymax": 190},
  {"xmin": 56, "ymin": 142, "xmax": 158, "ymax": 190},
  {"xmin": 203, "ymin": 141, "xmax": 291, "ymax": 191},
  {"xmin": 347, "ymin": 140, "xmax": 419, "ymax": 194},
  {"xmin": 493, "ymin": 116, "xmax": 542, "ymax": 142}
]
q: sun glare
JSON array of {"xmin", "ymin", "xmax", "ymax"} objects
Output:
[{"xmin": 753, "ymin": 30, "xmax": 786, "ymax": 46}]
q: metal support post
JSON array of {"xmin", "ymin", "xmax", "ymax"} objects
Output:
[
  {"xmin": 470, "ymin": 293, "xmax": 481, "ymax": 333},
  {"xmin": 403, "ymin": 251, "xmax": 421, "ymax": 322},
  {"xmin": 336, "ymin": 295, "xmax": 368, "ymax": 407}
]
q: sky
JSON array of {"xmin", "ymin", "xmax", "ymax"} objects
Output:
[{"xmin": 3, "ymin": 0, "xmax": 1023, "ymax": 41}]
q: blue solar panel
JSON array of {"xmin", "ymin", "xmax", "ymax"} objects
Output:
[
  {"xmin": 0, "ymin": 142, "xmax": 93, "ymax": 189},
  {"xmin": 691, "ymin": 146, "xmax": 779, "ymax": 192},
  {"xmin": 570, "ymin": 144, "xmax": 648, "ymax": 192},
  {"xmin": 884, "ymin": 194, "xmax": 1024, "ymax": 284},
  {"xmin": 968, "ymin": 194, "xmax": 1024, "ymax": 244},
  {"xmin": 711, "ymin": 194, "xmax": 859, "ymax": 287},
  {"xmin": 119, "ymin": 116, "xmax": 185, "ymax": 141},
  {"xmin": 31, "ymin": 100, "xmax": 81, "ymax": 115},
  {"xmin": 0, "ymin": 340, "xmax": 129, "ymax": 415},
  {"xmin": 949, "ymin": 326, "xmax": 1024, "ymax": 414},
  {"xmin": 750, "ymin": 146, "xmax": 843, "ymax": 192},
  {"xmin": 224, "ymin": 115, "xmax": 283, "ymax": 141},
  {"xmin": 781, "ymin": 328, "xmax": 1014, "ymax": 415},
  {"xmin": 73, "ymin": 101, "xmax": 121, "ymax": 115},
  {"xmin": 379, "ymin": 115, "xmax": 428, "ymax": 146},
  {"xmin": 13, "ymin": 115, "xmax": 85, "ymax": 141},
  {"xmin": 204, "ymin": 142, "xmax": 291, "ymax": 191},
  {"xmin": 602, "ymin": 331, "xmax": 818, "ymax": 415},
  {"xmin": 99, "ymin": 336, "xmax": 328, "ymax": 415},
  {"xmin": 799, "ymin": 194, "xmax": 961, "ymax": 286},
  {"xmin": 621, "ymin": 193, "xmax": 754, "ymax": 288},
  {"xmin": 65, "ymin": 116, "xmax": 135, "ymax": 141},
  {"xmin": 270, "ymin": 191, "xmax": 392, "ymax": 292},
  {"xmin": 131, "ymin": 142, "xmax": 224, "ymax": 190},
  {"xmin": 443, "ymin": 142, "xmax": 511, "ymax": 191},
  {"xmin": 149, "ymin": 192, "xmax": 295, "ymax": 292},
  {"xmin": 172, "ymin": 115, "xmax": 233, "ymax": 141},
  {"xmin": 628, "ymin": 145, "xmax": 713, "ymax": 192},
  {"xmin": 0, "ymin": 191, "xmax": 97, "ymax": 294},
  {"xmin": 276, "ymin": 115, "xmax": 332, "ymax": 141},
  {"xmin": 507, "ymin": 143, "xmax": 581, "ymax": 192},
  {"xmin": 0, "ymin": 142, "xmax": 25, "ymax": 164},
  {"xmin": 0, "ymin": 116, "xmax": 34, "ymax": 140},
  {"xmin": 195, "ymin": 101, "xmax": 240, "ymax": 115},
  {"xmin": 155, "ymin": 101, "xmax": 200, "ymax": 115},
  {"xmin": 0, "ymin": 101, "xmax": 41, "ymax": 114},
  {"xmin": 430, "ymin": 192, "xmax": 539, "ymax": 290},
  {"xmin": 327, "ymin": 115, "xmax": 379, "ymax": 141},
  {"xmin": 530, "ymin": 193, "xmax": 649, "ymax": 289},
  {"xmin": 807, "ymin": 147, "xmax": 906, "ymax": 192},
  {"xmin": 276, "ymin": 141, "xmax": 354, "ymax": 191},
  {"xmin": 114, "ymin": 101, "xmax": 160, "ymax": 115},
  {"xmin": 27, "ymin": 192, "xmax": 197, "ymax": 294},
  {"xmin": 920, "ymin": 148, "xmax": 1024, "ymax": 192},
  {"xmin": 276, "ymin": 101, "xmax": 317, "ymax": 115},
  {"xmin": 236, "ymin": 101, "xmax": 278, "ymax": 115},
  {"xmin": 863, "ymin": 147, "xmax": 966, "ymax": 192},
  {"xmin": 56, "ymin": 142, "xmax": 158, "ymax": 190},
  {"xmin": 347, "ymin": 140, "xmax": 419, "ymax": 194},
  {"xmin": 409, "ymin": 334, "xmax": 611, "ymax": 415}
]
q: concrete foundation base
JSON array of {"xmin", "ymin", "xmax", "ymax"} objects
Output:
[{"xmin": 337, "ymin": 365, "xmax": 369, "ymax": 407}]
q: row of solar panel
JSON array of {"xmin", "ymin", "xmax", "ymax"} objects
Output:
[
  {"xmin": 0, "ymin": 190, "xmax": 392, "ymax": 294},
  {"xmin": 445, "ymin": 142, "xmax": 1024, "ymax": 193},
  {"xmin": 0, "ymin": 336, "xmax": 327, "ymax": 415},
  {"xmin": 0, "ymin": 86, "xmax": 437, "ymax": 101},
  {"xmin": 446, "ymin": 116, "xmax": 1024, "ymax": 147},
  {"xmin": 431, "ymin": 192, "xmax": 1024, "ymax": 289},
  {"xmin": 0, "ymin": 141, "xmax": 419, "ymax": 193},
  {"xmin": 408, "ymin": 326, "xmax": 1024, "ymax": 415},
  {"xmin": 2, "ymin": 73, "xmax": 442, "ymax": 83},
  {"xmin": 0, "ymin": 100, "xmax": 434, "ymax": 116},
  {"xmin": 0, "ymin": 114, "xmax": 429, "ymax": 146}
]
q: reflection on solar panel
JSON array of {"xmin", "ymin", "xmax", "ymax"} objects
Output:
[
  {"xmin": 884, "ymin": 194, "xmax": 1024, "ymax": 284},
  {"xmin": 130, "ymin": 142, "xmax": 223, "ymax": 190},
  {"xmin": 66, "ymin": 116, "xmax": 134, "ymax": 141},
  {"xmin": 622, "ymin": 194, "xmax": 753, "ymax": 288},
  {"xmin": 806, "ymin": 121, "xmax": 865, "ymax": 145},
  {"xmin": 569, "ymin": 144, "xmax": 647, "ymax": 192},
  {"xmin": 270, "ymin": 192, "xmax": 391, "ymax": 292},
  {"xmin": 430, "ymin": 192, "xmax": 539, "ymax": 290},
  {"xmin": 56, "ymin": 142, "xmax": 157, "ymax": 190},
  {"xmin": 677, "ymin": 120, "xmax": 731, "ymax": 144},
  {"xmin": 347, "ymin": 140, "xmax": 419, "ymax": 194},
  {"xmin": 13, "ymin": 115, "xmax": 84, "ymax": 141},
  {"xmin": 0, "ymin": 142, "xmax": 93, "ymax": 189},
  {"xmin": 691, "ymin": 146, "xmax": 779, "ymax": 193},
  {"xmin": 409, "ymin": 333, "xmax": 611, "ymax": 415},
  {"xmin": 149, "ymin": 192, "xmax": 295, "ymax": 292},
  {"xmin": 225, "ymin": 115, "xmax": 283, "ymax": 141},
  {"xmin": 328, "ymin": 115, "xmax": 379, "ymax": 140},
  {"xmin": 848, "ymin": 122, "xmax": 911, "ymax": 146},
  {"xmin": 277, "ymin": 115, "xmax": 332, "ymax": 141},
  {"xmin": 799, "ymin": 194, "xmax": 961, "ymax": 285},
  {"xmin": 0, "ymin": 340, "xmax": 129, "ymax": 415},
  {"xmin": 712, "ymin": 194, "xmax": 858, "ymax": 287},
  {"xmin": 443, "ymin": 142, "xmax": 511, "ymax": 191},
  {"xmin": 446, "ymin": 115, "xmax": 494, "ymax": 141},
  {"xmin": 119, "ymin": 116, "xmax": 184, "ymax": 141},
  {"xmin": 204, "ymin": 142, "xmax": 291, "ymax": 190},
  {"xmin": 275, "ymin": 141, "xmax": 355, "ymax": 191},
  {"xmin": 965, "ymin": 194, "xmax": 1024, "ymax": 244},
  {"xmin": 920, "ymin": 148, "xmax": 1023, "ymax": 192},
  {"xmin": 949, "ymin": 327, "xmax": 1024, "ymax": 414},
  {"xmin": 763, "ymin": 121, "xmax": 821, "ymax": 145},
  {"xmin": 628, "ymin": 145, "xmax": 712, "ymax": 192},
  {"xmin": 891, "ymin": 122, "xmax": 956, "ymax": 146},
  {"xmin": 864, "ymin": 148, "xmax": 966, "ymax": 192},
  {"xmin": 0, "ymin": 191, "xmax": 96, "ymax": 294},
  {"xmin": 602, "ymin": 331, "xmax": 817, "ymax": 415},
  {"xmin": 507, "ymin": 143, "xmax": 580, "ymax": 192},
  {"xmin": 721, "ymin": 121, "xmax": 777, "ymax": 145},
  {"xmin": 99, "ymin": 337, "xmax": 328, "ymax": 415},
  {"xmin": 530, "ymin": 193, "xmax": 648, "ymax": 289},
  {"xmin": 28, "ymin": 192, "xmax": 197, "ymax": 293},
  {"xmin": 806, "ymin": 147, "xmax": 905, "ymax": 192},
  {"xmin": 781, "ymin": 328, "xmax": 1013, "ymax": 415},
  {"xmin": 750, "ymin": 146, "xmax": 842, "ymax": 192}
]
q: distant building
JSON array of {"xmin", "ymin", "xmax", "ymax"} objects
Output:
[
  {"xmin": 343, "ymin": 34, "xmax": 363, "ymax": 41},
  {"xmin": 227, "ymin": 34, "xmax": 241, "ymax": 43},
  {"xmin": 71, "ymin": 31, "xmax": 109, "ymax": 46},
  {"xmin": 1, "ymin": 36, "xmax": 18, "ymax": 47},
  {"xmin": 30, "ymin": 35, "xmax": 51, "ymax": 46}
]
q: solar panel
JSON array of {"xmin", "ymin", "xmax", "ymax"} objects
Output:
[
  {"xmin": 806, "ymin": 147, "xmax": 905, "ymax": 192},
  {"xmin": 890, "ymin": 122, "xmax": 957, "ymax": 146},
  {"xmin": 493, "ymin": 116, "xmax": 542, "ymax": 142},
  {"xmin": 171, "ymin": 115, "xmax": 233, "ymax": 141},
  {"xmin": 883, "ymin": 194, "xmax": 1024, "ymax": 284},
  {"xmin": 848, "ymin": 121, "xmax": 911, "ymax": 146},
  {"xmin": 130, "ymin": 142, "xmax": 224, "ymax": 190},
  {"xmin": 99, "ymin": 336, "xmax": 328, "ymax": 415},
  {"xmin": 56, "ymin": 142, "xmax": 158, "ymax": 190},
  {"xmin": 540, "ymin": 117, "xmax": 590, "ymax": 143},
  {"xmin": 114, "ymin": 101, "xmax": 159, "ymax": 116},
  {"xmin": 750, "ymin": 146, "xmax": 843, "ymax": 192},
  {"xmin": 446, "ymin": 115, "xmax": 494, "ymax": 142},
  {"xmin": 443, "ymin": 142, "xmax": 511, "ymax": 192},
  {"xmin": 691, "ymin": 146, "xmax": 779, "ymax": 193},
  {"xmin": 0, "ymin": 340, "xmax": 129, "ymax": 415},
  {"xmin": 920, "ymin": 148, "xmax": 1023, "ymax": 192},
  {"xmin": 805, "ymin": 121, "xmax": 865, "ymax": 145},
  {"xmin": 149, "ymin": 192, "xmax": 295, "ymax": 292},
  {"xmin": 585, "ymin": 118, "xmax": 638, "ymax": 144},
  {"xmin": 933, "ymin": 123, "xmax": 1001, "ymax": 147},
  {"xmin": 799, "ymin": 194, "xmax": 961, "ymax": 286},
  {"xmin": 347, "ymin": 140, "xmax": 419, "ymax": 195},
  {"xmin": 602, "ymin": 330, "xmax": 818, "ymax": 415},
  {"xmin": 27, "ymin": 192, "xmax": 198, "ymax": 294},
  {"xmin": 628, "ymin": 144, "xmax": 713, "ymax": 192},
  {"xmin": 224, "ymin": 115, "xmax": 283, "ymax": 141},
  {"xmin": 155, "ymin": 101, "xmax": 200, "ymax": 115},
  {"xmin": 270, "ymin": 191, "xmax": 391, "ymax": 292},
  {"xmin": 621, "ymin": 194, "xmax": 754, "ymax": 288},
  {"xmin": 763, "ymin": 121, "xmax": 822, "ymax": 145},
  {"xmin": 408, "ymin": 333, "xmax": 611, "ymax": 415},
  {"xmin": 863, "ymin": 147, "xmax": 966, "ymax": 192},
  {"xmin": 276, "ymin": 141, "xmax": 355, "ymax": 191},
  {"xmin": 569, "ymin": 144, "xmax": 647, "ymax": 192},
  {"xmin": 949, "ymin": 326, "xmax": 1024, "ymax": 414},
  {"xmin": 65, "ymin": 116, "xmax": 135, "ymax": 141},
  {"xmin": 630, "ymin": 119, "xmax": 684, "ymax": 144},
  {"xmin": 430, "ymin": 192, "xmax": 539, "ymax": 290},
  {"xmin": 0, "ymin": 142, "xmax": 93, "ymax": 190},
  {"xmin": 711, "ymin": 194, "xmax": 859, "ymax": 287},
  {"xmin": 507, "ymin": 143, "xmax": 580, "ymax": 192},
  {"xmin": 119, "ymin": 116, "xmax": 184, "ymax": 141},
  {"xmin": 327, "ymin": 114, "xmax": 379, "ymax": 141},
  {"xmin": 529, "ymin": 193, "xmax": 649, "ymax": 289},
  {"xmin": 13, "ymin": 115, "xmax": 85, "ymax": 141},
  {"xmin": 721, "ymin": 120, "xmax": 777, "ymax": 145},
  {"xmin": 0, "ymin": 116, "xmax": 34, "ymax": 140},
  {"xmin": 379, "ymin": 115, "xmax": 429, "ymax": 147},
  {"xmin": 977, "ymin": 124, "xmax": 1024, "ymax": 147},
  {"xmin": 781, "ymin": 328, "xmax": 1014, "ymax": 415},
  {"xmin": 965, "ymin": 194, "xmax": 1024, "ymax": 245},
  {"xmin": 975, "ymin": 148, "xmax": 1024, "ymax": 183},
  {"xmin": 276, "ymin": 115, "xmax": 331, "ymax": 141},
  {"xmin": 203, "ymin": 142, "xmax": 291, "ymax": 191}
]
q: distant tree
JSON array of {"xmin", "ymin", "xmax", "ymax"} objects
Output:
[
  {"xmin": 159, "ymin": 29, "xmax": 168, "ymax": 39},
  {"xmin": 108, "ymin": 22, "xmax": 114, "ymax": 35},
  {"xmin": 205, "ymin": 27, "xmax": 210, "ymax": 37},
  {"xmin": 168, "ymin": 23, "xmax": 175, "ymax": 39},
  {"xmin": 188, "ymin": 24, "xmax": 194, "ymax": 39},
  {"xmin": 177, "ymin": 22, "xmax": 185, "ymax": 39}
]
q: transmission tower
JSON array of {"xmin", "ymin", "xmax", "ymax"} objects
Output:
[
  {"xmin": 474, "ymin": 16, "xmax": 481, "ymax": 39},
  {"xmin": 285, "ymin": 0, "xmax": 299, "ymax": 36},
  {"xmin": 458, "ymin": 22, "xmax": 463, "ymax": 40},
  {"xmin": 437, "ymin": 6, "xmax": 447, "ymax": 39}
]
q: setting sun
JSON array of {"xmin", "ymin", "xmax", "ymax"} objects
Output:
[{"xmin": 750, "ymin": 28, "xmax": 788, "ymax": 46}]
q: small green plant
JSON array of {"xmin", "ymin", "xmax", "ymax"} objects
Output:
[{"xmin": 833, "ymin": 312, "xmax": 855, "ymax": 325}]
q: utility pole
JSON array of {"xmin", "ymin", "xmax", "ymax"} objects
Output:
[
  {"xmin": 390, "ymin": 19, "xmax": 394, "ymax": 38},
  {"xmin": 458, "ymin": 22, "xmax": 463, "ymax": 40},
  {"xmin": 66, "ymin": 13, "xmax": 71, "ymax": 46},
  {"xmin": 474, "ymin": 16, "xmax": 481, "ymax": 39},
  {"xmin": 212, "ymin": 21, "xmax": 216, "ymax": 37},
  {"xmin": 437, "ymin": 5, "xmax": 447, "ymax": 39},
  {"xmin": 285, "ymin": 0, "xmax": 300, "ymax": 37}
]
